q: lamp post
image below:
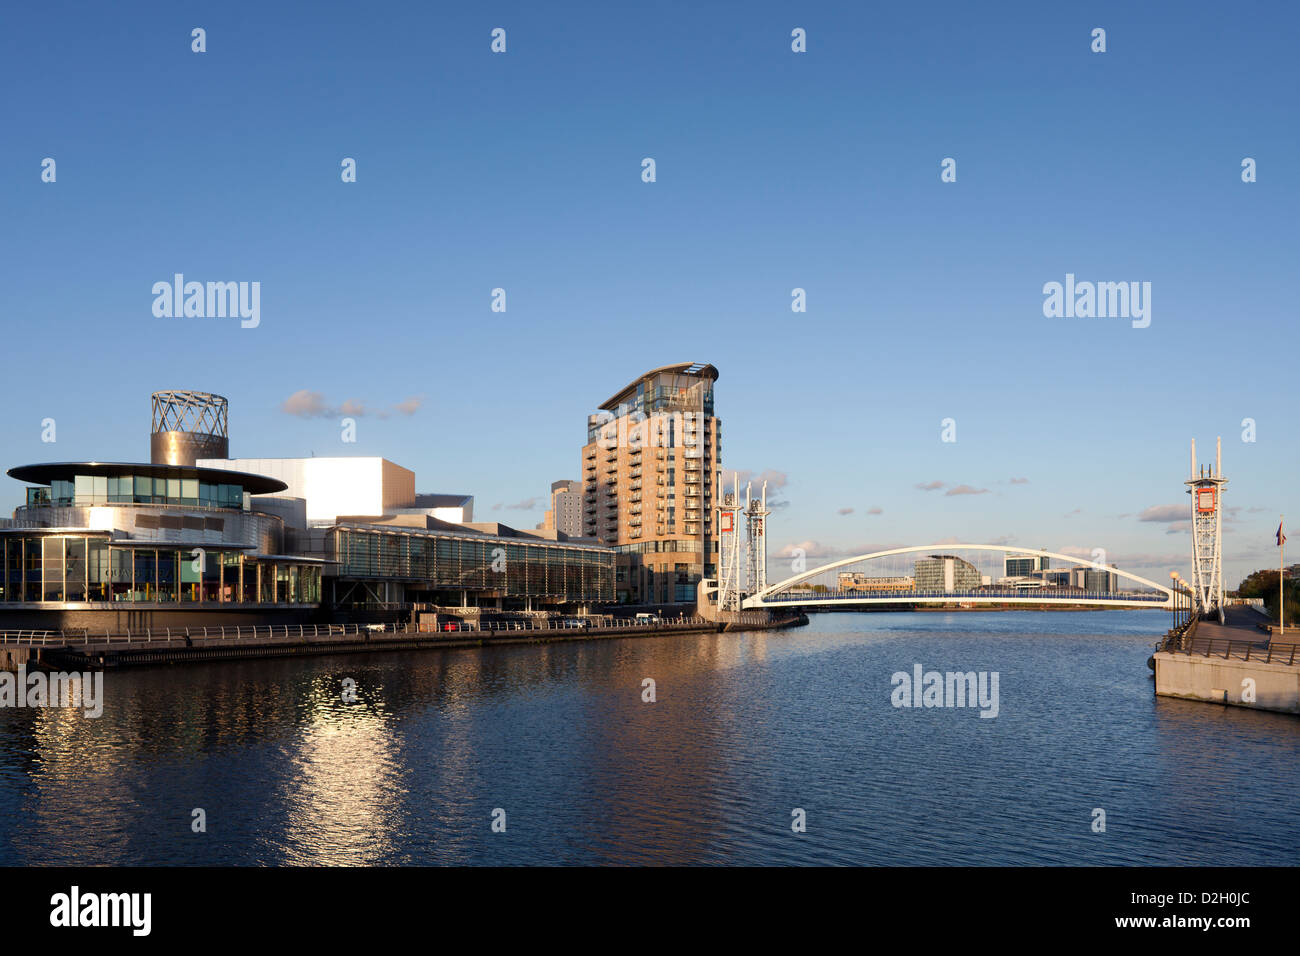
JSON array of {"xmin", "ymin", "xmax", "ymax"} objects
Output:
[{"xmin": 1170, "ymin": 571, "xmax": 1179, "ymax": 631}]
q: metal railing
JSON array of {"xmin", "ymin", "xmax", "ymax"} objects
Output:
[
  {"xmin": 0, "ymin": 615, "xmax": 714, "ymax": 648},
  {"xmin": 1158, "ymin": 632, "xmax": 1300, "ymax": 666},
  {"xmin": 763, "ymin": 588, "xmax": 1170, "ymax": 603}
]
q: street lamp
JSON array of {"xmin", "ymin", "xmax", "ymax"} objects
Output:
[{"xmin": 1169, "ymin": 572, "xmax": 1179, "ymax": 631}]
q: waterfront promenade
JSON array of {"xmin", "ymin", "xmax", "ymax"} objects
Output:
[
  {"xmin": 1154, "ymin": 606, "xmax": 1300, "ymax": 713},
  {"xmin": 0, "ymin": 611, "xmax": 808, "ymax": 670}
]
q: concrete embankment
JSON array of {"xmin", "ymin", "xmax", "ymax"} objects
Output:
[
  {"xmin": 6, "ymin": 612, "xmax": 809, "ymax": 671},
  {"xmin": 1153, "ymin": 606, "xmax": 1300, "ymax": 715}
]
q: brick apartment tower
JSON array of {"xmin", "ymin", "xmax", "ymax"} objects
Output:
[{"xmin": 582, "ymin": 363, "xmax": 721, "ymax": 604}]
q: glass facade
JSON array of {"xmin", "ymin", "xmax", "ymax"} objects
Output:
[
  {"xmin": 42, "ymin": 474, "xmax": 245, "ymax": 509},
  {"xmin": 0, "ymin": 535, "xmax": 320, "ymax": 605},
  {"xmin": 330, "ymin": 527, "xmax": 613, "ymax": 602}
]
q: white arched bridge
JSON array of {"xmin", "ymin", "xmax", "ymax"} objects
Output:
[{"xmin": 742, "ymin": 545, "xmax": 1175, "ymax": 610}]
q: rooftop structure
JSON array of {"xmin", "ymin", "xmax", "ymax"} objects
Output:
[{"xmin": 151, "ymin": 390, "xmax": 229, "ymax": 466}]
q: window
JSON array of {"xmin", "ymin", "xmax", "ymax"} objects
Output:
[
  {"xmin": 180, "ymin": 548, "xmax": 201, "ymax": 601},
  {"xmin": 133, "ymin": 550, "xmax": 156, "ymax": 601},
  {"xmin": 88, "ymin": 540, "xmax": 109, "ymax": 601},
  {"xmin": 157, "ymin": 550, "xmax": 178, "ymax": 602},
  {"xmin": 23, "ymin": 538, "xmax": 41, "ymax": 601},
  {"xmin": 223, "ymin": 552, "xmax": 242, "ymax": 602},
  {"xmin": 110, "ymin": 548, "xmax": 132, "ymax": 601},
  {"xmin": 42, "ymin": 538, "xmax": 64, "ymax": 601},
  {"xmin": 65, "ymin": 538, "xmax": 86, "ymax": 602},
  {"xmin": 201, "ymin": 549, "xmax": 220, "ymax": 602}
]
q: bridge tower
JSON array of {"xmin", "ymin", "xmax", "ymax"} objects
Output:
[
  {"xmin": 1186, "ymin": 437, "xmax": 1228, "ymax": 623},
  {"xmin": 716, "ymin": 475, "xmax": 744, "ymax": 612},
  {"xmin": 744, "ymin": 481, "xmax": 770, "ymax": 595}
]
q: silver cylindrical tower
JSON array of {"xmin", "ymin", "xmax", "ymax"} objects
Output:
[{"xmin": 150, "ymin": 390, "xmax": 229, "ymax": 465}]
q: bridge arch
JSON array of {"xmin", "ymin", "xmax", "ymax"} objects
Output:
[{"xmin": 744, "ymin": 544, "xmax": 1174, "ymax": 609}]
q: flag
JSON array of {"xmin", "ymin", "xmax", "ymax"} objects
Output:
[{"xmin": 1278, "ymin": 522, "xmax": 1287, "ymax": 547}]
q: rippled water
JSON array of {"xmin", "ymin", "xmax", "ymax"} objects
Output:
[{"xmin": 0, "ymin": 610, "xmax": 1296, "ymax": 865}]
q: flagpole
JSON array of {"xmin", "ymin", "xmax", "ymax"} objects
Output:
[{"xmin": 1281, "ymin": 515, "xmax": 1286, "ymax": 636}]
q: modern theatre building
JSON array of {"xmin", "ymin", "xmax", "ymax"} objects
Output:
[
  {"xmin": 0, "ymin": 390, "xmax": 614, "ymax": 631},
  {"xmin": 1, "ymin": 460, "xmax": 322, "ymax": 628}
]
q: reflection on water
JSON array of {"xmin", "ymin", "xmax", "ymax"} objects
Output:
[{"xmin": 0, "ymin": 610, "xmax": 1296, "ymax": 865}]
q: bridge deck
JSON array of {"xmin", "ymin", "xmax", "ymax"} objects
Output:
[{"xmin": 752, "ymin": 589, "xmax": 1169, "ymax": 607}]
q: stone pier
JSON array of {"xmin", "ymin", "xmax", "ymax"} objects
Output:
[{"xmin": 1154, "ymin": 606, "xmax": 1300, "ymax": 715}]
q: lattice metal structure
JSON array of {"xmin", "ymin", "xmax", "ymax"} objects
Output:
[
  {"xmin": 745, "ymin": 481, "xmax": 770, "ymax": 595},
  {"xmin": 715, "ymin": 475, "xmax": 743, "ymax": 612},
  {"xmin": 150, "ymin": 390, "xmax": 230, "ymax": 466},
  {"xmin": 1186, "ymin": 437, "xmax": 1228, "ymax": 624}
]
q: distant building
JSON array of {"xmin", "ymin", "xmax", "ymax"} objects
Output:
[
  {"xmin": 538, "ymin": 480, "xmax": 582, "ymax": 537},
  {"xmin": 914, "ymin": 555, "xmax": 981, "ymax": 592},
  {"xmin": 1005, "ymin": 551, "xmax": 1051, "ymax": 577},
  {"xmin": 1077, "ymin": 566, "xmax": 1118, "ymax": 593},
  {"xmin": 837, "ymin": 572, "xmax": 914, "ymax": 592}
]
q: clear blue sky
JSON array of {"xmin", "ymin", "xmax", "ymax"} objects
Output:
[{"xmin": 1, "ymin": 0, "xmax": 1295, "ymax": 584}]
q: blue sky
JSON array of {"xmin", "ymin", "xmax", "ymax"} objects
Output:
[{"xmin": 1, "ymin": 0, "xmax": 1295, "ymax": 584}]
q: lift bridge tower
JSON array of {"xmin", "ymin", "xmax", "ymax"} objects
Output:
[
  {"xmin": 715, "ymin": 476, "xmax": 769, "ymax": 612},
  {"xmin": 745, "ymin": 481, "xmax": 770, "ymax": 595},
  {"xmin": 1187, "ymin": 437, "xmax": 1228, "ymax": 624}
]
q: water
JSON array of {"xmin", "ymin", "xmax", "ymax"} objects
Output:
[{"xmin": 1, "ymin": 610, "xmax": 1296, "ymax": 866}]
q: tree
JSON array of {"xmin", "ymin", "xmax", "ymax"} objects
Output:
[{"xmin": 1235, "ymin": 570, "xmax": 1300, "ymax": 626}]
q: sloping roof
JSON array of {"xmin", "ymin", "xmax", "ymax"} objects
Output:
[
  {"xmin": 412, "ymin": 493, "xmax": 473, "ymax": 508},
  {"xmin": 598, "ymin": 362, "xmax": 719, "ymax": 411}
]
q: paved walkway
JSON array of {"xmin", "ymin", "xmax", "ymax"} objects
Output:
[{"xmin": 1185, "ymin": 606, "xmax": 1298, "ymax": 663}]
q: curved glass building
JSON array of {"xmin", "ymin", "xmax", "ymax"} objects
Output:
[{"xmin": 1, "ymin": 462, "xmax": 324, "ymax": 620}]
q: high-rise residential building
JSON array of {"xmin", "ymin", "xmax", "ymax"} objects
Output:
[
  {"xmin": 537, "ymin": 480, "xmax": 582, "ymax": 537},
  {"xmin": 581, "ymin": 363, "xmax": 721, "ymax": 604}
]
